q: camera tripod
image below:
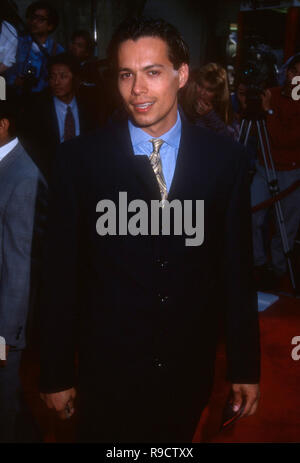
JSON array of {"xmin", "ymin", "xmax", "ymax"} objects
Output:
[{"xmin": 238, "ymin": 112, "xmax": 297, "ymax": 293}]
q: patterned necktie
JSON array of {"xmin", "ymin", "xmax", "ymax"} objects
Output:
[
  {"xmin": 149, "ymin": 138, "xmax": 167, "ymax": 202},
  {"xmin": 64, "ymin": 106, "xmax": 76, "ymax": 142}
]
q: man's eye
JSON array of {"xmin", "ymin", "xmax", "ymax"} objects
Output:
[
  {"xmin": 148, "ymin": 70, "xmax": 159, "ymax": 76},
  {"xmin": 120, "ymin": 73, "xmax": 131, "ymax": 80}
]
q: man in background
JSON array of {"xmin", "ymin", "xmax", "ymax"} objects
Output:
[
  {"xmin": 6, "ymin": 1, "xmax": 64, "ymax": 96},
  {"xmin": 69, "ymin": 30, "xmax": 112, "ymax": 126},
  {"xmin": 22, "ymin": 53, "xmax": 98, "ymax": 180},
  {"xmin": 0, "ymin": 100, "xmax": 47, "ymax": 442}
]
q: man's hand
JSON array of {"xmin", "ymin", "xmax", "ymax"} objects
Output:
[
  {"xmin": 196, "ymin": 98, "xmax": 213, "ymax": 116},
  {"xmin": 231, "ymin": 383, "xmax": 260, "ymax": 418},
  {"xmin": 40, "ymin": 388, "xmax": 77, "ymax": 420}
]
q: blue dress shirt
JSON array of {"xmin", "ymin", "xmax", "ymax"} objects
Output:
[
  {"xmin": 53, "ymin": 96, "xmax": 80, "ymax": 143},
  {"xmin": 128, "ymin": 112, "xmax": 182, "ymax": 192}
]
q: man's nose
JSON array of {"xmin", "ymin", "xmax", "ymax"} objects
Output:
[
  {"xmin": 131, "ymin": 74, "xmax": 147, "ymax": 95},
  {"xmin": 52, "ymin": 76, "xmax": 60, "ymax": 85}
]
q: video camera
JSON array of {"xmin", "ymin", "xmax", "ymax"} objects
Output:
[{"xmin": 239, "ymin": 46, "xmax": 278, "ymax": 117}]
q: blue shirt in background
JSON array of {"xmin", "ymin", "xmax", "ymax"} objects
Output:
[{"xmin": 6, "ymin": 34, "xmax": 64, "ymax": 94}]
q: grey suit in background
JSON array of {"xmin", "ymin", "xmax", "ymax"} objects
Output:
[{"xmin": 0, "ymin": 142, "xmax": 47, "ymax": 442}]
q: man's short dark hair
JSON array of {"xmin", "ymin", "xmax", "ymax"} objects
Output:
[
  {"xmin": 107, "ymin": 17, "xmax": 189, "ymax": 70},
  {"xmin": 47, "ymin": 53, "xmax": 80, "ymax": 77},
  {"xmin": 26, "ymin": 1, "xmax": 59, "ymax": 32},
  {"xmin": 71, "ymin": 30, "xmax": 95, "ymax": 55},
  {"xmin": 0, "ymin": 101, "xmax": 17, "ymax": 138}
]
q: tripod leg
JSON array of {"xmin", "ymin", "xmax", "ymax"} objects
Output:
[
  {"xmin": 251, "ymin": 164, "xmax": 270, "ymax": 267},
  {"xmin": 257, "ymin": 121, "xmax": 297, "ymax": 291},
  {"xmin": 238, "ymin": 119, "xmax": 246, "ymax": 144},
  {"xmin": 238, "ymin": 119, "xmax": 252, "ymax": 146}
]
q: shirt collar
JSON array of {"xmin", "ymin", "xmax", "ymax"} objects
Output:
[
  {"xmin": 129, "ymin": 111, "xmax": 181, "ymax": 151},
  {"xmin": 54, "ymin": 96, "xmax": 77, "ymax": 111},
  {"xmin": 0, "ymin": 137, "xmax": 18, "ymax": 163},
  {"xmin": 31, "ymin": 36, "xmax": 51, "ymax": 52}
]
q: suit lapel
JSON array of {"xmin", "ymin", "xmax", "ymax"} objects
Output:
[
  {"xmin": 113, "ymin": 119, "xmax": 161, "ymax": 200},
  {"xmin": 168, "ymin": 117, "xmax": 213, "ymax": 202},
  {"xmin": 77, "ymin": 99, "xmax": 87, "ymax": 135},
  {"xmin": 168, "ymin": 116, "xmax": 193, "ymax": 201},
  {"xmin": 0, "ymin": 142, "xmax": 25, "ymax": 176},
  {"xmin": 50, "ymin": 98, "xmax": 60, "ymax": 144}
]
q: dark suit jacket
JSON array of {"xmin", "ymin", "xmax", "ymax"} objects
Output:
[
  {"xmin": 40, "ymin": 115, "xmax": 260, "ymax": 441},
  {"xmin": 21, "ymin": 92, "xmax": 98, "ymax": 180}
]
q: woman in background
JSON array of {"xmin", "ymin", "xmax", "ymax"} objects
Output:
[{"xmin": 181, "ymin": 62, "xmax": 239, "ymax": 140}]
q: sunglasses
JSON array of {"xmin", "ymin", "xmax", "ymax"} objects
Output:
[{"xmin": 29, "ymin": 14, "xmax": 49, "ymax": 23}]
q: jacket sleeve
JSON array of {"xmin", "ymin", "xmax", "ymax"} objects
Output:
[
  {"xmin": 39, "ymin": 145, "xmax": 80, "ymax": 393},
  {"xmin": 223, "ymin": 149, "xmax": 261, "ymax": 384},
  {"xmin": 0, "ymin": 175, "xmax": 45, "ymax": 349}
]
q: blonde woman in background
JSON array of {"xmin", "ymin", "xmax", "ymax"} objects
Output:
[{"xmin": 181, "ymin": 62, "xmax": 239, "ymax": 140}]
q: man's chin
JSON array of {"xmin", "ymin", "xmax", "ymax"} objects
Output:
[{"xmin": 129, "ymin": 113, "xmax": 155, "ymax": 129}]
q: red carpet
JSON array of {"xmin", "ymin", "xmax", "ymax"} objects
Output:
[
  {"xmin": 193, "ymin": 295, "xmax": 300, "ymax": 443},
  {"xmin": 21, "ymin": 294, "xmax": 300, "ymax": 443}
]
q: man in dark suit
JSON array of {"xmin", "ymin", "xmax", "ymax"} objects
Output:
[
  {"xmin": 0, "ymin": 101, "xmax": 47, "ymax": 442},
  {"xmin": 22, "ymin": 53, "xmax": 98, "ymax": 179},
  {"xmin": 40, "ymin": 18, "xmax": 260, "ymax": 442}
]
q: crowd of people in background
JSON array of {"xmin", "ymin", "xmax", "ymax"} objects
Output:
[
  {"xmin": 0, "ymin": 0, "xmax": 299, "ymax": 298},
  {"xmin": 0, "ymin": 0, "xmax": 299, "ymax": 443}
]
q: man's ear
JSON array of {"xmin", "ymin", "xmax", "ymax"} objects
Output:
[
  {"xmin": 0, "ymin": 118, "xmax": 9, "ymax": 134},
  {"xmin": 178, "ymin": 63, "xmax": 189, "ymax": 89}
]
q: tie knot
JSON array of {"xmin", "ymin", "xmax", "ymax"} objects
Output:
[{"xmin": 150, "ymin": 138, "xmax": 164, "ymax": 154}]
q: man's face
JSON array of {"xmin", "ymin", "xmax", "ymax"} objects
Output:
[
  {"xmin": 27, "ymin": 8, "xmax": 53, "ymax": 37},
  {"xmin": 70, "ymin": 37, "xmax": 89, "ymax": 62},
  {"xmin": 117, "ymin": 36, "xmax": 188, "ymax": 137},
  {"xmin": 49, "ymin": 64, "xmax": 74, "ymax": 101}
]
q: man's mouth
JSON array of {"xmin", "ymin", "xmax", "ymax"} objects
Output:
[{"xmin": 132, "ymin": 102, "xmax": 154, "ymax": 112}]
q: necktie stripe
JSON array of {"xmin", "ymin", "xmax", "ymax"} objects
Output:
[
  {"xmin": 149, "ymin": 138, "xmax": 167, "ymax": 202},
  {"xmin": 64, "ymin": 106, "xmax": 76, "ymax": 142}
]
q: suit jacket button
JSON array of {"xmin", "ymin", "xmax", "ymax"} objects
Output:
[
  {"xmin": 153, "ymin": 358, "xmax": 163, "ymax": 368},
  {"xmin": 158, "ymin": 294, "xmax": 169, "ymax": 303},
  {"xmin": 16, "ymin": 327, "xmax": 22, "ymax": 340},
  {"xmin": 157, "ymin": 258, "xmax": 168, "ymax": 269}
]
